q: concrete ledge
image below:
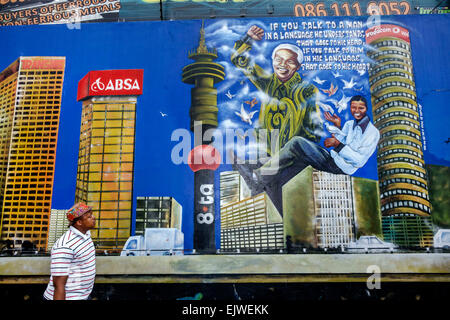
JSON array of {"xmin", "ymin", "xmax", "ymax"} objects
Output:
[{"xmin": 1, "ymin": 254, "xmax": 449, "ymax": 284}]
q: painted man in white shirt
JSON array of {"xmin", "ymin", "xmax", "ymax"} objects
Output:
[
  {"xmin": 323, "ymin": 95, "xmax": 380, "ymax": 175},
  {"xmin": 238, "ymin": 95, "xmax": 380, "ymax": 188}
]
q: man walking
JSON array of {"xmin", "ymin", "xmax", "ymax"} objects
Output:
[{"xmin": 43, "ymin": 202, "xmax": 96, "ymax": 300}]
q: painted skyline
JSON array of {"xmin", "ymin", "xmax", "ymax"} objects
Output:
[{"xmin": 0, "ymin": 15, "xmax": 448, "ymax": 250}]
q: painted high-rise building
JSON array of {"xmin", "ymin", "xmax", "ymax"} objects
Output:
[
  {"xmin": 219, "ymin": 171, "xmax": 284, "ymax": 251},
  {"xmin": 47, "ymin": 209, "xmax": 68, "ymax": 251},
  {"xmin": 220, "ymin": 192, "xmax": 284, "ymax": 252},
  {"xmin": 219, "ymin": 171, "xmax": 251, "ymax": 208},
  {"xmin": 312, "ymin": 170, "xmax": 356, "ymax": 248},
  {"xmin": 366, "ymin": 24, "xmax": 433, "ymax": 247},
  {"xmin": 0, "ymin": 57, "xmax": 65, "ymax": 250},
  {"xmin": 76, "ymin": 69, "xmax": 143, "ymax": 249},
  {"xmin": 283, "ymin": 166, "xmax": 382, "ymax": 248},
  {"xmin": 135, "ymin": 197, "xmax": 182, "ymax": 236}
]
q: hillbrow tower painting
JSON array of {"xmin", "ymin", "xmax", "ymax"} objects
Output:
[
  {"xmin": 366, "ymin": 25, "xmax": 433, "ymax": 247},
  {"xmin": 76, "ymin": 69, "xmax": 143, "ymax": 250},
  {"xmin": 182, "ymin": 22, "xmax": 225, "ymax": 252},
  {"xmin": 0, "ymin": 56, "xmax": 65, "ymax": 250}
]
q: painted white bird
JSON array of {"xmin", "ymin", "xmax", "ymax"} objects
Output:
[
  {"xmin": 318, "ymin": 101, "xmax": 335, "ymax": 114},
  {"xmin": 342, "ymin": 77, "xmax": 357, "ymax": 89},
  {"xmin": 226, "ymin": 90, "xmax": 236, "ymax": 99},
  {"xmin": 313, "ymin": 76, "xmax": 326, "ymax": 85},
  {"xmin": 329, "ymin": 94, "xmax": 352, "ymax": 113},
  {"xmin": 357, "ymin": 69, "xmax": 366, "ymax": 76},
  {"xmin": 332, "ymin": 71, "xmax": 342, "ymax": 78},
  {"xmin": 235, "ymin": 104, "xmax": 258, "ymax": 125},
  {"xmin": 160, "ymin": 111, "xmax": 168, "ymax": 117}
]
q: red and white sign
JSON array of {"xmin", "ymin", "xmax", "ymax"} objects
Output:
[
  {"xmin": 365, "ymin": 24, "xmax": 410, "ymax": 44},
  {"xmin": 77, "ymin": 69, "xmax": 144, "ymax": 101}
]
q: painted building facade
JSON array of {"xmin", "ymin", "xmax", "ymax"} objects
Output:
[
  {"xmin": 366, "ymin": 24, "xmax": 433, "ymax": 247},
  {"xmin": 0, "ymin": 57, "xmax": 65, "ymax": 250},
  {"xmin": 75, "ymin": 69, "xmax": 143, "ymax": 250},
  {"xmin": 135, "ymin": 196, "xmax": 182, "ymax": 235}
]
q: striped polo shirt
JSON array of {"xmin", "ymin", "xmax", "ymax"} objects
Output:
[{"xmin": 43, "ymin": 226, "xmax": 96, "ymax": 300}]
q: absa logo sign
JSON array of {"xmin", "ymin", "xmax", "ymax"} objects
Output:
[
  {"xmin": 90, "ymin": 77, "xmax": 141, "ymax": 92},
  {"xmin": 77, "ymin": 69, "xmax": 144, "ymax": 101},
  {"xmin": 90, "ymin": 78, "xmax": 105, "ymax": 92}
]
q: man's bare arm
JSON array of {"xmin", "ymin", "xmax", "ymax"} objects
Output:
[{"xmin": 53, "ymin": 275, "xmax": 68, "ymax": 300}]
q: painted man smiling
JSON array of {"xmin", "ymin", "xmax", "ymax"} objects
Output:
[{"xmin": 231, "ymin": 25, "xmax": 323, "ymax": 152}]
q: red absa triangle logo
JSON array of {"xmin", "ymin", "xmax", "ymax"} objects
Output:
[{"xmin": 188, "ymin": 145, "xmax": 221, "ymax": 172}]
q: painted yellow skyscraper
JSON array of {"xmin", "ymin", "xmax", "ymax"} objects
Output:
[
  {"xmin": 76, "ymin": 69, "xmax": 143, "ymax": 250},
  {"xmin": 0, "ymin": 56, "xmax": 66, "ymax": 250}
]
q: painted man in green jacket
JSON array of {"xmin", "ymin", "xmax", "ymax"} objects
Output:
[{"xmin": 231, "ymin": 25, "xmax": 323, "ymax": 154}]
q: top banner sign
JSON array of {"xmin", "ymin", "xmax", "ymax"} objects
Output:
[
  {"xmin": 77, "ymin": 69, "xmax": 144, "ymax": 101},
  {"xmin": 0, "ymin": 0, "xmax": 121, "ymax": 26}
]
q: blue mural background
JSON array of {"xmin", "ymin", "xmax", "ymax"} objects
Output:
[{"xmin": 0, "ymin": 14, "xmax": 449, "ymax": 249}]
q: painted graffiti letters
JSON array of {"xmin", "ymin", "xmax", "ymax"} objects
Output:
[{"xmin": 265, "ymin": 19, "xmax": 370, "ymax": 73}]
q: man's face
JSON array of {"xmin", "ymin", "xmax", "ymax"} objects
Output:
[
  {"xmin": 272, "ymin": 49, "xmax": 300, "ymax": 83},
  {"xmin": 78, "ymin": 211, "xmax": 96, "ymax": 230},
  {"xmin": 350, "ymin": 100, "xmax": 367, "ymax": 121}
]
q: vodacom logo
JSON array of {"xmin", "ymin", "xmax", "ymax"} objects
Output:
[{"xmin": 90, "ymin": 77, "xmax": 105, "ymax": 92}]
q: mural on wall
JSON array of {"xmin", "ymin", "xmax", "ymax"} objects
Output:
[{"xmin": 0, "ymin": 14, "xmax": 449, "ymax": 256}]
